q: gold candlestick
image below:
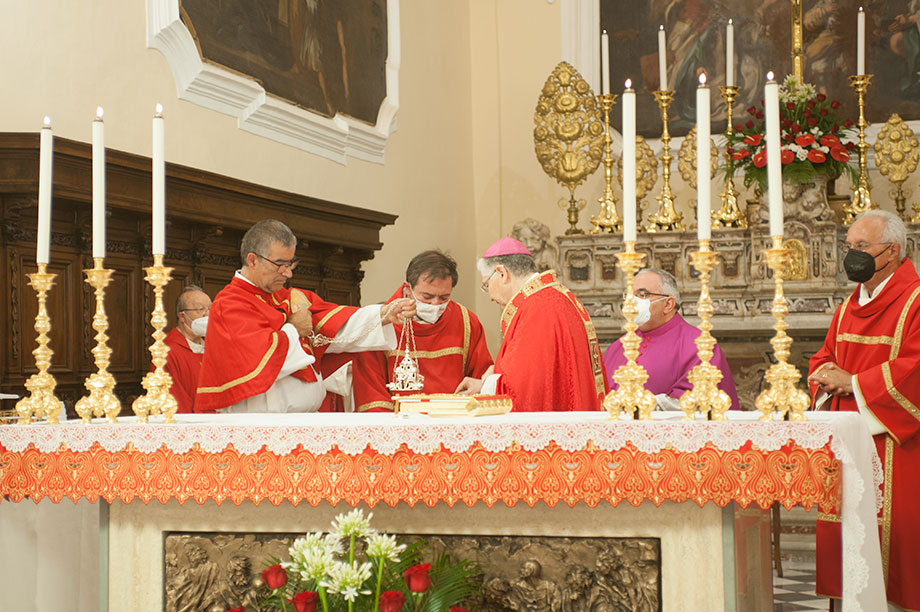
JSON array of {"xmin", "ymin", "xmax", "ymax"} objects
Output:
[
  {"xmin": 714, "ymin": 86, "xmax": 747, "ymax": 228},
  {"xmin": 590, "ymin": 93, "xmax": 622, "ymax": 234},
  {"xmin": 755, "ymin": 236, "xmax": 809, "ymax": 421},
  {"xmin": 16, "ymin": 264, "xmax": 62, "ymax": 425},
  {"xmin": 843, "ymin": 74, "xmax": 876, "ymax": 222},
  {"xmin": 602, "ymin": 242, "xmax": 656, "ymax": 420},
  {"xmin": 75, "ymin": 258, "xmax": 121, "ymax": 423},
  {"xmin": 679, "ymin": 242, "xmax": 732, "ymax": 420},
  {"xmin": 132, "ymin": 253, "xmax": 177, "ymax": 423},
  {"xmin": 646, "ymin": 90, "xmax": 685, "ymax": 232}
]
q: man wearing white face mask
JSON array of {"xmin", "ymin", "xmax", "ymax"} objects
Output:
[
  {"xmin": 335, "ymin": 250, "xmax": 493, "ymax": 412},
  {"xmin": 602, "ymin": 268, "xmax": 739, "ymax": 411},
  {"xmin": 161, "ymin": 285, "xmax": 211, "ymax": 414}
]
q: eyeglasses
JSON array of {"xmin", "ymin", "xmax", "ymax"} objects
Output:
[
  {"xmin": 839, "ymin": 242, "xmax": 892, "ymax": 255},
  {"xmin": 631, "ymin": 289, "xmax": 669, "ymax": 300},
  {"xmin": 480, "ymin": 269, "xmax": 497, "ymax": 294},
  {"xmin": 180, "ymin": 306, "xmax": 210, "ymax": 314},
  {"xmin": 255, "ymin": 253, "xmax": 299, "ymax": 272}
]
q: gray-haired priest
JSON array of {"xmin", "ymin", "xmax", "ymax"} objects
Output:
[{"xmin": 195, "ymin": 219, "xmax": 415, "ymax": 413}]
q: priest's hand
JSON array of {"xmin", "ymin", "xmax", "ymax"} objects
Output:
[
  {"xmin": 381, "ymin": 298, "xmax": 416, "ymax": 325},
  {"xmin": 808, "ymin": 363, "xmax": 852, "ymax": 396},
  {"xmin": 455, "ymin": 377, "xmax": 484, "ymax": 395},
  {"xmin": 288, "ymin": 309, "xmax": 314, "ymax": 337}
]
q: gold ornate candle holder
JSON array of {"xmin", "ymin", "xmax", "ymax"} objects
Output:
[
  {"xmin": 75, "ymin": 258, "xmax": 121, "ymax": 423},
  {"xmin": 714, "ymin": 86, "xmax": 747, "ymax": 228},
  {"xmin": 132, "ymin": 253, "xmax": 177, "ymax": 423},
  {"xmin": 16, "ymin": 264, "xmax": 62, "ymax": 425},
  {"xmin": 646, "ymin": 90, "xmax": 685, "ymax": 232},
  {"xmin": 590, "ymin": 93, "xmax": 622, "ymax": 234},
  {"xmin": 843, "ymin": 74, "xmax": 876, "ymax": 223},
  {"xmin": 755, "ymin": 237, "xmax": 809, "ymax": 421},
  {"xmin": 679, "ymin": 242, "xmax": 732, "ymax": 420},
  {"xmin": 602, "ymin": 242, "xmax": 656, "ymax": 420}
]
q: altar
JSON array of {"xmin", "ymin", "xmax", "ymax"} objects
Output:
[{"xmin": 0, "ymin": 411, "xmax": 885, "ymax": 611}]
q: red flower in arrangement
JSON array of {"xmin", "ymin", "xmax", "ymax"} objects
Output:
[
  {"xmin": 755, "ymin": 110, "xmax": 764, "ymax": 119},
  {"xmin": 732, "ymin": 149, "xmax": 751, "ymax": 161},
  {"xmin": 290, "ymin": 592, "xmax": 319, "ymax": 612},
  {"xmin": 820, "ymin": 108, "xmax": 828, "ymax": 116},
  {"xmin": 784, "ymin": 134, "xmax": 796, "ymax": 143},
  {"xmin": 831, "ymin": 100, "xmax": 840, "ymax": 109},
  {"xmin": 807, "ymin": 149, "xmax": 826, "ymax": 163},
  {"xmin": 820, "ymin": 134, "xmax": 840, "ymax": 147},
  {"xmin": 808, "ymin": 116, "xmax": 819, "ymax": 127},
  {"xmin": 734, "ymin": 123, "xmax": 744, "ymax": 132},
  {"xmin": 225, "ymin": 607, "xmax": 245, "ymax": 612},
  {"xmin": 261, "ymin": 564, "xmax": 288, "ymax": 590},
  {"xmin": 745, "ymin": 120, "xmax": 755, "ymax": 129},
  {"xmin": 404, "ymin": 563, "xmax": 433, "ymax": 593},
  {"xmin": 747, "ymin": 105, "xmax": 757, "ymax": 115},
  {"xmin": 831, "ymin": 124, "xmax": 840, "ymax": 133},
  {"xmin": 782, "ymin": 118, "xmax": 793, "ymax": 128},
  {"xmin": 379, "ymin": 590, "xmax": 407, "ymax": 612},
  {"xmin": 817, "ymin": 93, "xmax": 827, "ymax": 101},
  {"xmin": 790, "ymin": 123, "xmax": 802, "ymax": 133},
  {"xmin": 743, "ymin": 133, "xmax": 763, "ymax": 146},
  {"xmin": 781, "ymin": 149, "xmax": 795, "ymax": 164},
  {"xmin": 830, "ymin": 146, "xmax": 850, "ymax": 162},
  {"xmin": 449, "ymin": 607, "xmax": 470, "ymax": 612},
  {"xmin": 845, "ymin": 141, "xmax": 857, "ymax": 151},
  {"xmin": 807, "ymin": 99, "xmax": 817, "ymax": 109},
  {"xmin": 795, "ymin": 134, "xmax": 815, "ymax": 147},
  {"xmin": 753, "ymin": 150, "xmax": 768, "ymax": 168},
  {"xmin": 786, "ymin": 102, "xmax": 796, "ymax": 110},
  {"xmin": 844, "ymin": 119, "xmax": 855, "ymax": 128}
]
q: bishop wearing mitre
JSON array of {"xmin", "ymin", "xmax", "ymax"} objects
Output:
[{"xmin": 195, "ymin": 219, "xmax": 414, "ymax": 413}]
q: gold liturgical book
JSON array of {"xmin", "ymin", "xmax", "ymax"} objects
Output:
[{"xmin": 393, "ymin": 394, "xmax": 513, "ymax": 417}]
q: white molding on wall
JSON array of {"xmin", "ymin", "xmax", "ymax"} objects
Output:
[{"xmin": 146, "ymin": 0, "xmax": 400, "ymax": 165}]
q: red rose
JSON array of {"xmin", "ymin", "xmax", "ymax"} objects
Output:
[
  {"xmin": 831, "ymin": 124, "xmax": 840, "ymax": 133},
  {"xmin": 844, "ymin": 119, "xmax": 854, "ymax": 128},
  {"xmin": 290, "ymin": 592, "xmax": 319, "ymax": 612},
  {"xmin": 782, "ymin": 119, "xmax": 792, "ymax": 128},
  {"xmin": 731, "ymin": 149, "xmax": 750, "ymax": 161},
  {"xmin": 790, "ymin": 124, "xmax": 802, "ymax": 133},
  {"xmin": 379, "ymin": 590, "xmax": 407, "ymax": 612},
  {"xmin": 820, "ymin": 134, "xmax": 840, "ymax": 146},
  {"xmin": 803, "ymin": 108, "xmax": 811, "ymax": 118},
  {"xmin": 262, "ymin": 564, "xmax": 288, "ymax": 590},
  {"xmin": 747, "ymin": 105, "xmax": 757, "ymax": 115},
  {"xmin": 745, "ymin": 120, "xmax": 755, "ymax": 129},
  {"xmin": 743, "ymin": 133, "xmax": 763, "ymax": 146},
  {"xmin": 830, "ymin": 146, "xmax": 850, "ymax": 162},
  {"xmin": 781, "ymin": 149, "xmax": 795, "ymax": 164},
  {"xmin": 786, "ymin": 102, "xmax": 795, "ymax": 110},
  {"xmin": 752, "ymin": 150, "xmax": 767, "ymax": 168},
  {"xmin": 807, "ymin": 149, "xmax": 826, "ymax": 163},
  {"xmin": 734, "ymin": 123, "xmax": 743, "ymax": 132},
  {"xmin": 817, "ymin": 93, "xmax": 827, "ymax": 101},
  {"xmin": 807, "ymin": 99, "xmax": 817, "ymax": 109},
  {"xmin": 807, "ymin": 117, "xmax": 819, "ymax": 127},
  {"xmin": 794, "ymin": 134, "xmax": 815, "ymax": 147},
  {"xmin": 449, "ymin": 608, "xmax": 469, "ymax": 612},
  {"xmin": 784, "ymin": 134, "xmax": 795, "ymax": 143},
  {"xmin": 756, "ymin": 110, "xmax": 764, "ymax": 119},
  {"xmin": 820, "ymin": 108, "xmax": 828, "ymax": 116},
  {"xmin": 831, "ymin": 100, "xmax": 840, "ymax": 109},
  {"xmin": 845, "ymin": 141, "xmax": 856, "ymax": 151},
  {"xmin": 404, "ymin": 563, "xmax": 432, "ymax": 593}
]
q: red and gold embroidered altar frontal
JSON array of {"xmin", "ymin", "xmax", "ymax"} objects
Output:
[{"xmin": 0, "ymin": 412, "xmax": 850, "ymax": 512}]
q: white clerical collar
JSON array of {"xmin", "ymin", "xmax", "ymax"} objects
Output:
[
  {"xmin": 858, "ymin": 272, "xmax": 894, "ymax": 306},
  {"xmin": 235, "ymin": 269, "xmax": 255, "ymax": 286}
]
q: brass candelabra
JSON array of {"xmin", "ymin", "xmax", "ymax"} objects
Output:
[
  {"xmin": 75, "ymin": 258, "xmax": 121, "ymax": 423},
  {"xmin": 679, "ymin": 242, "xmax": 732, "ymax": 420},
  {"xmin": 132, "ymin": 253, "xmax": 178, "ymax": 423},
  {"xmin": 755, "ymin": 236, "xmax": 809, "ymax": 421},
  {"xmin": 590, "ymin": 93, "xmax": 622, "ymax": 234},
  {"xmin": 843, "ymin": 74, "xmax": 876, "ymax": 223},
  {"xmin": 714, "ymin": 86, "xmax": 747, "ymax": 228},
  {"xmin": 16, "ymin": 264, "xmax": 62, "ymax": 425},
  {"xmin": 646, "ymin": 90, "xmax": 685, "ymax": 232},
  {"xmin": 602, "ymin": 242, "xmax": 656, "ymax": 419}
]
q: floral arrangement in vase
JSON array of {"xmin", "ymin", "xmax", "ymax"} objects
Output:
[
  {"xmin": 725, "ymin": 74, "xmax": 857, "ymax": 191},
  {"xmin": 226, "ymin": 509, "xmax": 479, "ymax": 612}
]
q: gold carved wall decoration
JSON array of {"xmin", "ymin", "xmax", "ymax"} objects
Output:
[
  {"xmin": 874, "ymin": 113, "xmax": 920, "ymax": 222},
  {"xmin": 534, "ymin": 61, "xmax": 605, "ymax": 234},
  {"xmin": 617, "ymin": 136, "xmax": 658, "ymax": 227},
  {"xmin": 783, "ymin": 238, "xmax": 808, "ymax": 281},
  {"xmin": 676, "ymin": 126, "xmax": 718, "ymax": 189}
]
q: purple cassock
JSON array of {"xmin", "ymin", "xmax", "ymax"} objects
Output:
[{"xmin": 602, "ymin": 314, "xmax": 740, "ymax": 410}]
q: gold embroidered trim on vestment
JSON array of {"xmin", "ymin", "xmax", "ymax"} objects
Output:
[
  {"xmin": 882, "ymin": 435, "xmax": 894, "ymax": 587},
  {"xmin": 459, "ymin": 303, "xmax": 471, "ymax": 374},
  {"xmin": 836, "ymin": 333, "xmax": 894, "ymax": 346},
  {"xmin": 833, "ymin": 296, "xmax": 851, "ymax": 364},
  {"xmin": 316, "ymin": 305, "xmax": 347, "ymax": 334},
  {"xmin": 500, "ymin": 271, "xmax": 558, "ymax": 333},
  {"xmin": 386, "ymin": 347, "xmax": 465, "ymax": 359},
  {"xmin": 890, "ymin": 286, "xmax": 920, "ymax": 359},
  {"xmin": 882, "ymin": 362, "xmax": 920, "ymax": 425},
  {"xmin": 197, "ymin": 332, "xmax": 280, "ymax": 394},
  {"xmin": 817, "ymin": 512, "xmax": 841, "ymax": 523},
  {"xmin": 357, "ymin": 400, "xmax": 394, "ymax": 412}
]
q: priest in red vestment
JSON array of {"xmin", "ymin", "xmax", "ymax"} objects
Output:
[
  {"xmin": 455, "ymin": 237, "xmax": 607, "ymax": 411},
  {"xmin": 807, "ymin": 211, "xmax": 920, "ymax": 612},
  {"xmin": 330, "ymin": 250, "xmax": 493, "ymax": 412},
  {"xmin": 195, "ymin": 219, "xmax": 415, "ymax": 413},
  {"xmin": 160, "ymin": 286, "xmax": 211, "ymax": 413}
]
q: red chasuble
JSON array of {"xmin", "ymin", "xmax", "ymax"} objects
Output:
[
  {"xmin": 808, "ymin": 258, "xmax": 920, "ymax": 610},
  {"xmin": 495, "ymin": 271, "xmax": 607, "ymax": 411},
  {"xmin": 336, "ymin": 287, "xmax": 493, "ymax": 412},
  {"xmin": 195, "ymin": 276, "xmax": 357, "ymax": 412},
  {"xmin": 161, "ymin": 328, "xmax": 203, "ymax": 414}
]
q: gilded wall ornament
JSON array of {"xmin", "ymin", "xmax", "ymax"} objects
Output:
[
  {"xmin": 676, "ymin": 126, "xmax": 718, "ymax": 189},
  {"xmin": 534, "ymin": 61, "xmax": 605, "ymax": 234},
  {"xmin": 873, "ymin": 113, "xmax": 919, "ymax": 221}
]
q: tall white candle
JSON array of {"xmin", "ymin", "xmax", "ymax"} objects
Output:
[
  {"xmin": 623, "ymin": 80, "xmax": 637, "ymax": 243},
  {"xmin": 726, "ymin": 19, "xmax": 735, "ymax": 87},
  {"xmin": 152, "ymin": 104, "xmax": 165, "ymax": 256},
  {"xmin": 696, "ymin": 74, "xmax": 711, "ymax": 241},
  {"xmin": 601, "ymin": 30, "xmax": 611, "ymax": 95},
  {"xmin": 658, "ymin": 25, "xmax": 668, "ymax": 90},
  {"xmin": 37, "ymin": 116, "xmax": 53, "ymax": 265},
  {"xmin": 92, "ymin": 106, "xmax": 106, "ymax": 260},
  {"xmin": 857, "ymin": 7, "xmax": 865, "ymax": 75},
  {"xmin": 764, "ymin": 72, "xmax": 783, "ymax": 237}
]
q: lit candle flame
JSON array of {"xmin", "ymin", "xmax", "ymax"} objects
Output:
[
  {"xmin": 96, "ymin": 106, "xmax": 104, "ymax": 120},
  {"xmin": 699, "ymin": 72, "xmax": 707, "ymax": 86},
  {"xmin": 625, "ymin": 78, "xmax": 632, "ymax": 89},
  {"xmin": 728, "ymin": 18, "xmax": 733, "ymax": 25},
  {"xmin": 42, "ymin": 116, "xmax": 51, "ymax": 127},
  {"xmin": 659, "ymin": 24, "xmax": 664, "ymax": 31},
  {"xmin": 155, "ymin": 103, "xmax": 164, "ymax": 116},
  {"xmin": 766, "ymin": 70, "xmax": 775, "ymax": 81},
  {"xmin": 858, "ymin": 6, "xmax": 863, "ymax": 12}
]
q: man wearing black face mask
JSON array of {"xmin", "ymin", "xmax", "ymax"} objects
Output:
[
  {"xmin": 327, "ymin": 250, "xmax": 493, "ymax": 412},
  {"xmin": 807, "ymin": 210, "xmax": 920, "ymax": 611}
]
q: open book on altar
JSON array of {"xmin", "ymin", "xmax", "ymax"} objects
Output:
[{"xmin": 392, "ymin": 394, "xmax": 513, "ymax": 417}]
